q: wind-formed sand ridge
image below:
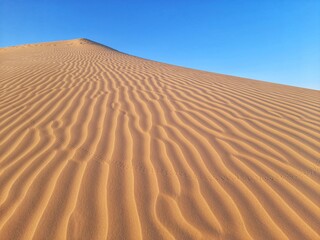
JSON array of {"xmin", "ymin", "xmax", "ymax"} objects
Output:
[{"xmin": 0, "ymin": 38, "xmax": 319, "ymax": 240}]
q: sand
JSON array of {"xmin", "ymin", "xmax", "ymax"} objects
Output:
[{"xmin": 0, "ymin": 38, "xmax": 319, "ymax": 240}]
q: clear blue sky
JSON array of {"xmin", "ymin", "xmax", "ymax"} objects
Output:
[{"xmin": 1, "ymin": 0, "xmax": 319, "ymax": 90}]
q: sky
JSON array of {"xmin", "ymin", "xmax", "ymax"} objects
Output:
[{"xmin": 1, "ymin": 0, "xmax": 319, "ymax": 90}]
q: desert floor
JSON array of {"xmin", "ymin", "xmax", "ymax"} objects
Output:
[{"xmin": 0, "ymin": 39, "xmax": 319, "ymax": 240}]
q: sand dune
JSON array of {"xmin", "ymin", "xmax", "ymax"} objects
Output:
[{"xmin": 0, "ymin": 38, "xmax": 319, "ymax": 240}]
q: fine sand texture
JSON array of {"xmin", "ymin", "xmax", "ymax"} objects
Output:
[{"xmin": 0, "ymin": 39, "xmax": 319, "ymax": 240}]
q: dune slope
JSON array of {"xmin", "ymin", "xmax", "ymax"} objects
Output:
[{"xmin": 0, "ymin": 38, "xmax": 319, "ymax": 240}]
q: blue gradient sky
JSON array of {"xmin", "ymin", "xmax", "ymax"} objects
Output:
[{"xmin": 1, "ymin": 0, "xmax": 319, "ymax": 89}]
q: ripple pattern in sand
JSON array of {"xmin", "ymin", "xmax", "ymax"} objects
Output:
[{"xmin": 0, "ymin": 39, "xmax": 319, "ymax": 240}]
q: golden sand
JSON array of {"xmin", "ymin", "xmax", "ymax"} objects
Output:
[{"xmin": 0, "ymin": 39, "xmax": 319, "ymax": 240}]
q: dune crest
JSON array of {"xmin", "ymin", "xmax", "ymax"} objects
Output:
[{"xmin": 0, "ymin": 39, "xmax": 319, "ymax": 240}]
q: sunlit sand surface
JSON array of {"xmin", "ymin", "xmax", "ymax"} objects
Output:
[{"xmin": 0, "ymin": 39, "xmax": 319, "ymax": 240}]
